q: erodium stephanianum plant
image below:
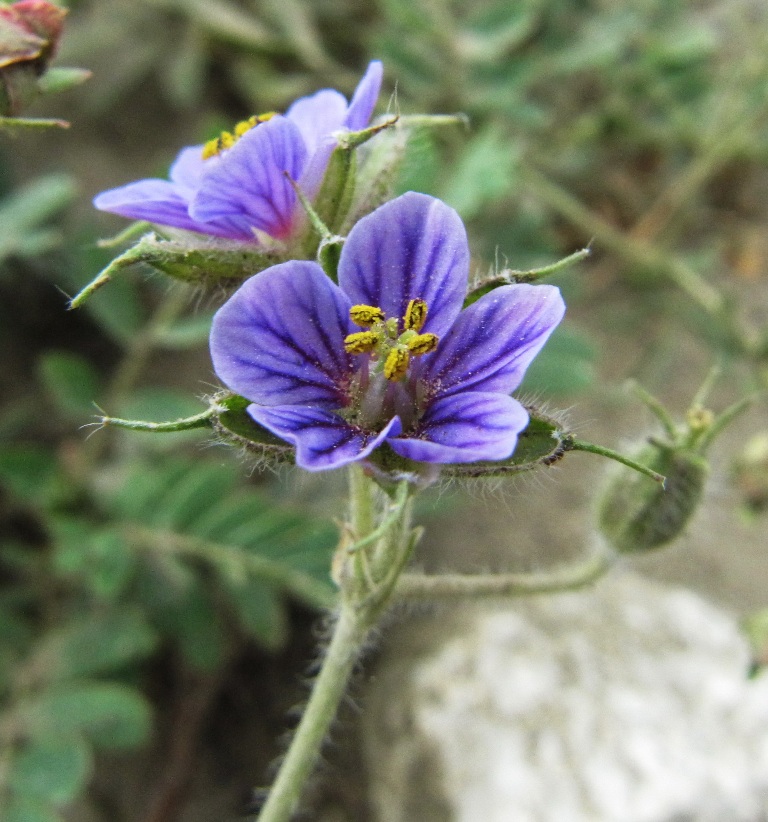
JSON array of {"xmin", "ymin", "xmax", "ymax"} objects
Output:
[
  {"xmin": 209, "ymin": 192, "xmax": 565, "ymax": 472},
  {"xmin": 93, "ymin": 61, "xmax": 382, "ymax": 243}
]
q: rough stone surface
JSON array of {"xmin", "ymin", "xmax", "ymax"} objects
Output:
[{"xmin": 362, "ymin": 573, "xmax": 768, "ymax": 822}]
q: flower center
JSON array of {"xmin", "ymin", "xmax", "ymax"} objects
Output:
[
  {"xmin": 201, "ymin": 112, "xmax": 277, "ymax": 160},
  {"xmin": 343, "ymin": 298, "xmax": 438, "ymax": 382}
]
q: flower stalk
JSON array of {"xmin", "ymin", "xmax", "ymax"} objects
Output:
[{"xmin": 257, "ymin": 468, "xmax": 416, "ymax": 822}]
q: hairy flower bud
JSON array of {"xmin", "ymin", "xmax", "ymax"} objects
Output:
[{"xmin": 598, "ymin": 441, "xmax": 708, "ymax": 554}]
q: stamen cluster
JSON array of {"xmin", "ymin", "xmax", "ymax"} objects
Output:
[
  {"xmin": 344, "ymin": 298, "xmax": 439, "ymax": 382},
  {"xmin": 202, "ymin": 113, "xmax": 277, "ymax": 160}
]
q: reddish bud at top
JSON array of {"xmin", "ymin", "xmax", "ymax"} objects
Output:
[{"xmin": 0, "ymin": 1, "xmax": 67, "ymax": 69}]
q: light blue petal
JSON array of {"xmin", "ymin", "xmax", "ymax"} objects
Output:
[
  {"xmin": 248, "ymin": 405, "xmax": 401, "ymax": 471},
  {"xmin": 169, "ymin": 145, "xmax": 206, "ymax": 193},
  {"xmin": 286, "ymin": 89, "xmax": 348, "ymax": 155},
  {"xmin": 345, "ymin": 60, "xmax": 383, "ymax": 131},
  {"xmin": 93, "ymin": 179, "xmax": 231, "ymax": 237},
  {"xmin": 338, "ymin": 193, "xmax": 469, "ymax": 336},
  {"xmin": 191, "ymin": 116, "xmax": 307, "ymax": 241},
  {"xmin": 210, "ymin": 260, "xmax": 354, "ymax": 407},
  {"xmin": 390, "ymin": 392, "xmax": 528, "ymax": 464},
  {"xmin": 419, "ymin": 283, "xmax": 566, "ymax": 397}
]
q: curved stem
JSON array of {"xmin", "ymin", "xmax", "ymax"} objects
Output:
[
  {"xmin": 395, "ymin": 546, "xmax": 617, "ymax": 600},
  {"xmin": 256, "ymin": 603, "xmax": 370, "ymax": 822},
  {"xmin": 568, "ymin": 438, "xmax": 666, "ymax": 484}
]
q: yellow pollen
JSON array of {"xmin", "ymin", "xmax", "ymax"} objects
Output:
[
  {"xmin": 404, "ymin": 298, "xmax": 428, "ymax": 332},
  {"xmin": 202, "ymin": 112, "xmax": 277, "ymax": 159},
  {"xmin": 344, "ymin": 331, "xmax": 380, "ymax": 354},
  {"xmin": 350, "ymin": 304, "xmax": 386, "ymax": 327},
  {"xmin": 384, "ymin": 347, "xmax": 410, "ymax": 381},
  {"xmin": 407, "ymin": 332, "xmax": 438, "ymax": 355}
]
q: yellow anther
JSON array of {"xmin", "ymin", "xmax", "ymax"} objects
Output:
[
  {"xmin": 202, "ymin": 131, "xmax": 235, "ymax": 159},
  {"xmin": 202, "ymin": 113, "xmax": 277, "ymax": 159},
  {"xmin": 350, "ymin": 304, "xmax": 386, "ymax": 327},
  {"xmin": 404, "ymin": 298, "xmax": 428, "ymax": 332},
  {"xmin": 234, "ymin": 112, "xmax": 276, "ymax": 136},
  {"xmin": 234, "ymin": 118, "xmax": 256, "ymax": 137},
  {"xmin": 406, "ymin": 332, "xmax": 439, "ymax": 356},
  {"xmin": 344, "ymin": 331, "xmax": 380, "ymax": 354},
  {"xmin": 384, "ymin": 346, "xmax": 410, "ymax": 382}
]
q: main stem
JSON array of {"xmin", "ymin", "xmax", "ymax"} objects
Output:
[
  {"xmin": 255, "ymin": 602, "xmax": 370, "ymax": 822},
  {"xmin": 256, "ymin": 466, "xmax": 396, "ymax": 822}
]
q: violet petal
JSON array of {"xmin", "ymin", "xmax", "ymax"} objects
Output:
[
  {"xmin": 248, "ymin": 405, "xmax": 401, "ymax": 471},
  {"xmin": 169, "ymin": 145, "xmax": 206, "ymax": 193},
  {"xmin": 420, "ymin": 283, "xmax": 566, "ymax": 397},
  {"xmin": 338, "ymin": 192, "xmax": 469, "ymax": 336},
  {"xmin": 191, "ymin": 116, "xmax": 307, "ymax": 241},
  {"xmin": 344, "ymin": 60, "xmax": 384, "ymax": 131},
  {"xmin": 285, "ymin": 89, "xmax": 348, "ymax": 155},
  {"xmin": 93, "ymin": 179, "xmax": 227, "ymax": 237},
  {"xmin": 210, "ymin": 261, "xmax": 354, "ymax": 407},
  {"xmin": 389, "ymin": 392, "xmax": 529, "ymax": 464}
]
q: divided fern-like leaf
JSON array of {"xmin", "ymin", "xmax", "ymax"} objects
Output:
[{"xmin": 104, "ymin": 457, "xmax": 337, "ymax": 656}]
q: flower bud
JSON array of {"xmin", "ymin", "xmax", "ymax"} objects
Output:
[
  {"xmin": 598, "ymin": 441, "xmax": 708, "ymax": 554},
  {"xmin": 0, "ymin": 0, "xmax": 67, "ymax": 115}
]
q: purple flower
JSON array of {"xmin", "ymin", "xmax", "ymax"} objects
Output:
[
  {"xmin": 210, "ymin": 192, "xmax": 565, "ymax": 472},
  {"xmin": 93, "ymin": 61, "xmax": 383, "ymax": 243}
]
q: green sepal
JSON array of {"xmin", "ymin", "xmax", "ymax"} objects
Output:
[
  {"xmin": 443, "ymin": 407, "xmax": 574, "ymax": 478},
  {"xmin": 317, "ymin": 235, "xmax": 344, "ymax": 281},
  {"xmin": 309, "ymin": 142, "xmax": 357, "ymax": 243},
  {"xmin": 301, "ymin": 117, "xmax": 397, "ymax": 258},
  {"xmin": 211, "ymin": 392, "xmax": 293, "ymax": 460},
  {"xmin": 361, "ymin": 406, "xmax": 573, "ymax": 488},
  {"xmin": 464, "ymin": 248, "xmax": 590, "ymax": 307},
  {"xmin": 69, "ymin": 233, "xmax": 281, "ymax": 308},
  {"xmin": 35, "ymin": 67, "xmax": 91, "ymax": 95}
]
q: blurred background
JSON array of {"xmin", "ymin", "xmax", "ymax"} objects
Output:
[{"xmin": 1, "ymin": 0, "xmax": 768, "ymax": 820}]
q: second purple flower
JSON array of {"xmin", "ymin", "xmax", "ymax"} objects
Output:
[{"xmin": 94, "ymin": 61, "xmax": 383, "ymax": 243}]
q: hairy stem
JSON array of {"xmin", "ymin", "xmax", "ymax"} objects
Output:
[
  {"xmin": 257, "ymin": 469, "xmax": 414, "ymax": 822},
  {"xmin": 395, "ymin": 547, "xmax": 617, "ymax": 600},
  {"xmin": 256, "ymin": 603, "xmax": 370, "ymax": 822}
]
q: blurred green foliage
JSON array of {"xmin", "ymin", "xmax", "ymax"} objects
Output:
[{"xmin": 2, "ymin": 0, "xmax": 768, "ymax": 818}]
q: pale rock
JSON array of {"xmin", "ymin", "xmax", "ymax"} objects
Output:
[{"xmin": 362, "ymin": 573, "xmax": 768, "ymax": 822}]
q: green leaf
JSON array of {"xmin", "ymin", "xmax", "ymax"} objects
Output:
[
  {"xmin": 108, "ymin": 456, "xmax": 337, "ymax": 611},
  {"xmin": 223, "ymin": 577, "xmax": 288, "ymax": 650},
  {"xmin": 0, "ymin": 444, "xmax": 59, "ymax": 503},
  {"xmin": 51, "ymin": 519, "xmax": 136, "ymax": 599},
  {"xmin": 8, "ymin": 735, "xmax": 91, "ymax": 805},
  {"xmin": 441, "ymin": 126, "xmax": 520, "ymax": 220},
  {"xmin": 153, "ymin": 580, "xmax": 229, "ymax": 671},
  {"xmin": 24, "ymin": 683, "xmax": 152, "ymax": 749},
  {"xmin": 38, "ymin": 351, "xmax": 101, "ymax": 420},
  {"xmin": 3, "ymin": 795, "xmax": 63, "ymax": 822},
  {"xmin": 0, "ymin": 175, "xmax": 75, "ymax": 263},
  {"xmin": 37, "ymin": 610, "xmax": 158, "ymax": 681}
]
